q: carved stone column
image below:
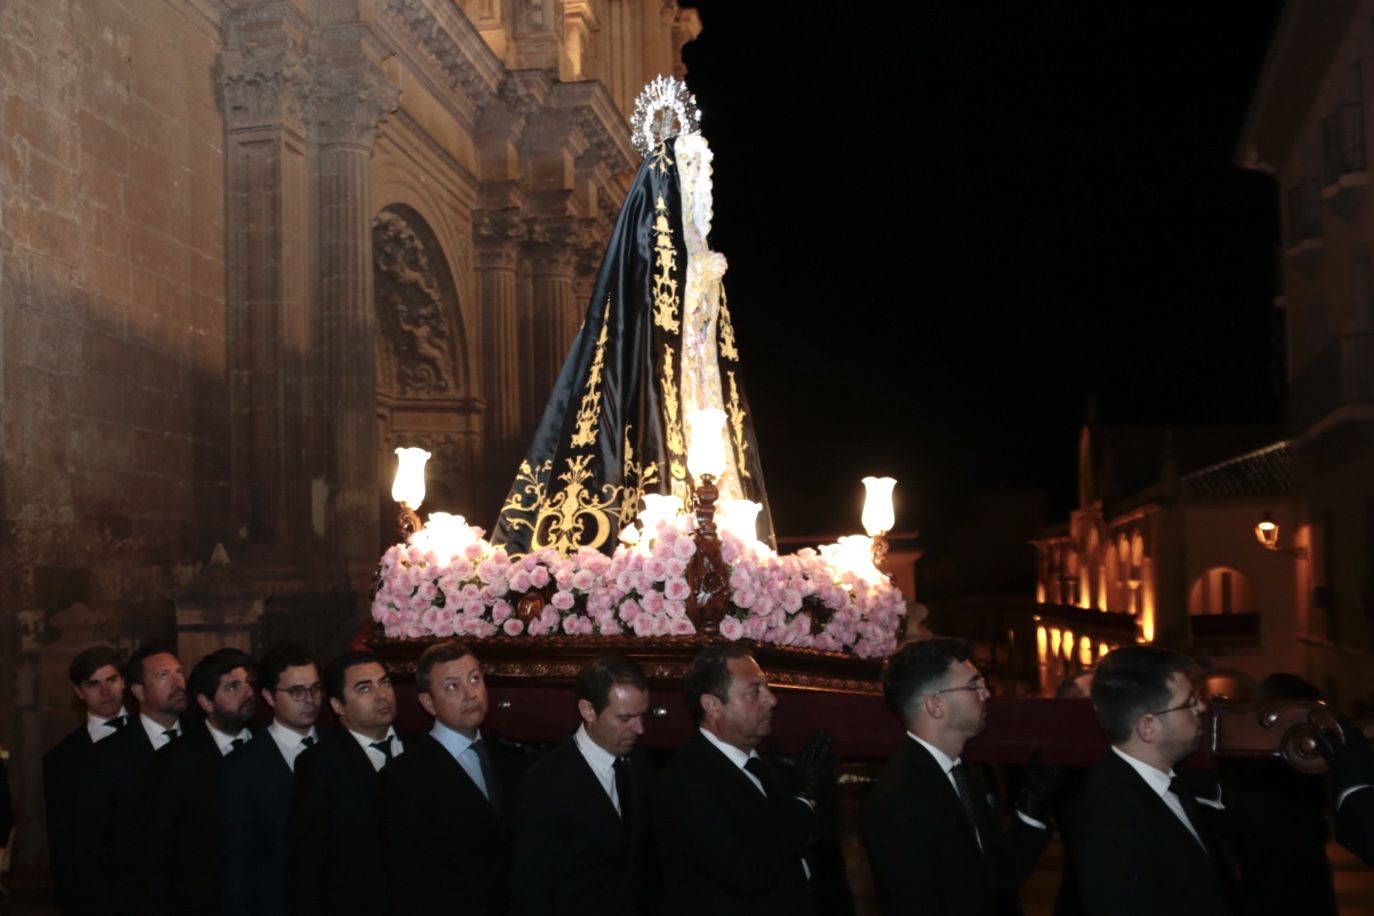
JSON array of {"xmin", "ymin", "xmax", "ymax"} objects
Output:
[
  {"xmin": 475, "ymin": 209, "xmax": 523, "ymax": 506},
  {"xmin": 311, "ymin": 57, "xmax": 399, "ymax": 586},
  {"xmin": 524, "ymin": 218, "xmax": 579, "ymax": 408},
  {"xmin": 219, "ymin": 23, "xmax": 311, "ymax": 545}
]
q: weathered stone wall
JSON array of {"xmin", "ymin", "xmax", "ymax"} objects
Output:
[{"xmin": 1, "ymin": 0, "xmax": 228, "ymax": 863}]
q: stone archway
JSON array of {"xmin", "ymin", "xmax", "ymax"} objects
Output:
[{"xmin": 373, "ymin": 205, "xmax": 484, "ymax": 548}]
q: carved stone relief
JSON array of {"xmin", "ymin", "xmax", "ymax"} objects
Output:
[{"xmin": 373, "ymin": 207, "xmax": 461, "ymax": 397}]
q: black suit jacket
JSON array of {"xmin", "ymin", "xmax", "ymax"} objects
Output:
[
  {"xmin": 145, "ymin": 722, "xmax": 258, "ymax": 916},
  {"xmin": 378, "ymin": 732, "xmax": 523, "ymax": 916},
  {"xmin": 1338, "ymin": 785, "xmax": 1374, "ymax": 867},
  {"xmin": 861, "ymin": 736, "xmax": 1049, "ymax": 916},
  {"xmin": 510, "ymin": 733, "xmax": 656, "ymax": 916},
  {"xmin": 1073, "ymin": 751, "xmax": 1237, "ymax": 916},
  {"xmin": 654, "ymin": 731, "xmax": 819, "ymax": 916},
  {"xmin": 221, "ymin": 729, "xmax": 300, "ymax": 916},
  {"xmin": 43, "ymin": 725, "xmax": 95, "ymax": 914},
  {"xmin": 289, "ymin": 729, "xmax": 415, "ymax": 916},
  {"xmin": 74, "ymin": 720, "xmax": 159, "ymax": 916}
]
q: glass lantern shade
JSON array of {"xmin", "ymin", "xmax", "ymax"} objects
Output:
[
  {"xmin": 686, "ymin": 409, "xmax": 728, "ymax": 479},
  {"xmin": 861, "ymin": 476, "xmax": 896, "ymax": 536},
  {"xmin": 391, "ymin": 447, "xmax": 431, "ymax": 508}
]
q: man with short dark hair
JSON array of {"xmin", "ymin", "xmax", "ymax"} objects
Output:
[
  {"xmin": 290, "ymin": 650, "xmax": 410, "ymax": 916},
  {"xmin": 221, "ymin": 645, "xmax": 320, "ymax": 916},
  {"xmin": 380, "ymin": 640, "xmax": 522, "ymax": 916},
  {"xmin": 510, "ymin": 654, "xmax": 657, "ymax": 915},
  {"xmin": 73, "ymin": 643, "xmax": 187, "ymax": 914},
  {"xmin": 145, "ymin": 647, "xmax": 258, "ymax": 915},
  {"xmin": 655, "ymin": 645, "xmax": 830, "ymax": 915},
  {"xmin": 1073, "ymin": 645, "xmax": 1237, "ymax": 915},
  {"xmin": 862, "ymin": 637, "xmax": 1051, "ymax": 915},
  {"xmin": 43, "ymin": 645, "xmax": 127, "ymax": 914}
]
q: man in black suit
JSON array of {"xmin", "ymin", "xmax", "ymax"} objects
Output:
[
  {"xmin": 1073, "ymin": 645, "xmax": 1237, "ymax": 916},
  {"xmin": 43, "ymin": 645, "xmax": 127, "ymax": 914},
  {"xmin": 1318, "ymin": 717, "xmax": 1374, "ymax": 867},
  {"xmin": 290, "ymin": 650, "xmax": 409, "ymax": 916},
  {"xmin": 145, "ymin": 647, "xmax": 258, "ymax": 916},
  {"xmin": 862, "ymin": 638, "xmax": 1052, "ymax": 916},
  {"xmin": 511, "ymin": 654, "xmax": 656, "ymax": 915},
  {"xmin": 654, "ymin": 644, "xmax": 830, "ymax": 916},
  {"xmin": 380, "ymin": 640, "xmax": 521, "ymax": 916},
  {"xmin": 73, "ymin": 643, "xmax": 187, "ymax": 915},
  {"xmin": 221, "ymin": 645, "xmax": 320, "ymax": 916}
]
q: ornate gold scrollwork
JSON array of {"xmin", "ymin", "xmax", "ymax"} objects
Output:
[
  {"xmin": 718, "ymin": 284, "xmax": 739, "ymax": 362},
  {"xmin": 531, "ymin": 454, "xmax": 622, "ymax": 552},
  {"xmin": 726, "ymin": 370, "xmax": 750, "ymax": 481},
  {"xmin": 498, "ymin": 459, "xmax": 553, "ymax": 535},
  {"xmin": 570, "ymin": 299, "xmax": 611, "ymax": 448},
  {"xmin": 619, "ymin": 425, "xmax": 661, "ymax": 526},
  {"xmin": 661, "ymin": 343, "xmax": 686, "ymax": 480},
  {"xmin": 652, "ymin": 196, "xmax": 681, "ymax": 333},
  {"xmin": 650, "ymin": 140, "xmax": 674, "ymax": 175}
]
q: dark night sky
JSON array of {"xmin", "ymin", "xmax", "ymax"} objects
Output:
[{"xmin": 677, "ymin": 3, "xmax": 1288, "ymax": 544}]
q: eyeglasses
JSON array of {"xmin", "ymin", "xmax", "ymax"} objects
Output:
[
  {"xmin": 933, "ymin": 678, "xmax": 989, "ymax": 698},
  {"xmin": 1149, "ymin": 694, "xmax": 1200, "ymax": 718},
  {"xmin": 275, "ymin": 683, "xmax": 324, "ymax": 703}
]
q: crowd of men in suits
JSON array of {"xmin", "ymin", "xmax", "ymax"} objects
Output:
[{"xmin": 37, "ymin": 634, "xmax": 1374, "ymax": 916}]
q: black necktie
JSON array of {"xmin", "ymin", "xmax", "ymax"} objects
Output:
[
  {"xmin": 104, "ymin": 715, "xmax": 128, "ymax": 730},
  {"xmin": 743, "ymin": 756, "xmax": 774, "ymax": 797},
  {"xmin": 950, "ymin": 763, "xmax": 985, "ymax": 852},
  {"xmin": 613, "ymin": 756, "xmax": 634, "ymax": 827},
  {"xmin": 471, "ymin": 738, "xmax": 499, "ymax": 809},
  {"xmin": 370, "ymin": 739, "xmax": 394, "ymax": 766},
  {"xmin": 163, "ymin": 728, "xmax": 180, "ymax": 743},
  {"xmin": 229, "ymin": 737, "xmax": 246, "ymax": 751},
  {"xmin": 301, "ymin": 735, "xmax": 315, "ymax": 749}
]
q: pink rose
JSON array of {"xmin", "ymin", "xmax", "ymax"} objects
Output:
[
  {"xmin": 632, "ymin": 613, "xmax": 654, "ymax": 637},
  {"xmin": 643, "ymin": 557, "xmax": 667, "ymax": 581},
  {"xmin": 551, "ymin": 590, "xmax": 575, "ymax": 611},
  {"xmin": 719, "ymin": 616, "xmax": 744, "ymax": 640},
  {"xmin": 734, "ymin": 588, "xmax": 757, "ymax": 610},
  {"xmin": 668, "ymin": 616, "xmax": 695, "ymax": 636},
  {"xmin": 672, "ymin": 537, "xmax": 697, "ymax": 559},
  {"xmin": 492, "ymin": 601, "xmax": 512, "ymax": 624},
  {"xmin": 462, "ymin": 542, "xmax": 484, "ymax": 561},
  {"xmin": 477, "ymin": 559, "xmax": 502, "ymax": 583},
  {"xmin": 640, "ymin": 590, "xmax": 665, "ymax": 613},
  {"xmin": 571, "ymin": 569, "xmax": 596, "ymax": 592},
  {"xmin": 526, "ymin": 617, "xmax": 547, "ymax": 636},
  {"xmin": 664, "ymin": 599, "xmax": 687, "ymax": 619},
  {"xmin": 555, "ymin": 569, "xmax": 575, "ymax": 591},
  {"xmin": 619, "ymin": 599, "xmax": 642, "ymax": 623},
  {"xmin": 664, "ymin": 577, "xmax": 690, "ymax": 601},
  {"xmin": 599, "ymin": 618, "xmax": 623, "ymax": 636},
  {"xmin": 651, "ymin": 614, "xmax": 670, "ymax": 637},
  {"xmin": 463, "ymin": 598, "xmax": 486, "ymax": 618},
  {"xmin": 509, "ymin": 570, "xmax": 532, "ymax": 593},
  {"xmin": 416, "ymin": 581, "xmax": 438, "ymax": 602},
  {"xmin": 433, "ymin": 616, "xmax": 455, "ymax": 638},
  {"xmin": 540, "ymin": 607, "xmax": 560, "ymax": 628},
  {"xmin": 665, "ymin": 557, "xmax": 687, "ymax": 579},
  {"xmin": 502, "ymin": 618, "xmax": 525, "ymax": 636},
  {"xmin": 529, "ymin": 566, "xmax": 550, "ymax": 588}
]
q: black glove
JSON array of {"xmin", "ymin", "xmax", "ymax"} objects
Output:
[
  {"xmin": 791, "ymin": 731, "xmax": 834, "ymax": 804},
  {"xmin": 1315, "ymin": 717, "xmax": 1374, "ymax": 792},
  {"xmin": 1016, "ymin": 751, "xmax": 1063, "ymax": 825}
]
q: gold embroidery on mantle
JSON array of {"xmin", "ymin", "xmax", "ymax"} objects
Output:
[
  {"xmin": 726, "ymin": 371, "xmax": 750, "ymax": 481},
  {"xmin": 650, "ymin": 140, "xmax": 673, "ymax": 175},
  {"xmin": 498, "ymin": 459, "xmax": 553, "ymax": 536},
  {"xmin": 661, "ymin": 343, "xmax": 686, "ymax": 480},
  {"xmin": 619, "ymin": 425, "xmax": 660, "ymax": 526},
  {"xmin": 718, "ymin": 284, "xmax": 739, "ymax": 362},
  {"xmin": 570, "ymin": 299, "xmax": 611, "ymax": 448},
  {"xmin": 652, "ymin": 196, "xmax": 681, "ymax": 333},
  {"xmin": 531, "ymin": 454, "xmax": 621, "ymax": 552}
]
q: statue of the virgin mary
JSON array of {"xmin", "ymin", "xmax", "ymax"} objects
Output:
[{"xmin": 492, "ymin": 76, "xmax": 775, "ymax": 556}]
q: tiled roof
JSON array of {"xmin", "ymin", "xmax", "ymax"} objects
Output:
[{"xmin": 1178, "ymin": 440, "xmax": 1292, "ymax": 498}]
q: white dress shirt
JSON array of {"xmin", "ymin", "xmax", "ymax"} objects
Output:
[
  {"xmin": 1112, "ymin": 746, "xmax": 1211, "ymax": 850},
  {"xmin": 208, "ymin": 723, "xmax": 251, "ymax": 756},
  {"xmin": 268, "ymin": 720, "xmax": 318, "ymax": 772},
  {"xmin": 86, "ymin": 707, "xmax": 130, "ymax": 744},
  {"xmin": 140, "ymin": 714, "xmax": 182, "ymax": 750},
  {"xmin": 431, "ymin": 721, "xmax": 488, "ymax": 799},
  {"xmin": 574, "ymin": 723, "xmax": 621, "ymax": 814},
  {"xmin": 350, "ymin": 726, "xmax": 403, "ymax": 772}
]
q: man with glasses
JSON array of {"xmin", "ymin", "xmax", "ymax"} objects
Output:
[
  {"xmin": 862, "ymin": 637, "xmax": 1052, "ymax": 915},
  {"xmin": 1073, "ymin": 645, "xmax": 1237, "ymax": 915},
  {"xmin": 221, "ymin": 645, "xmax": 321, "ymax": 916},
  {"xmin": 146, "ymin": 647, "xmax": 259, "ymax": 915}
]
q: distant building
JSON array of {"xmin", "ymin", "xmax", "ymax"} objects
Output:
[
  {"xmin": 1030, "ymin": 417, "xmax": 1304, "ymax": 695},
  {"xmin": 1239, "ymin": 0, "xmax": 1374, "ymax": 710}
]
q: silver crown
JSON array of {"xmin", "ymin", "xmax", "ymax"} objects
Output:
[{"xmin": 629, "ymin": 75, "xmax": 701, "ymax": 157}]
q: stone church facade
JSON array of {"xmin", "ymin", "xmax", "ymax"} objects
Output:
[{"xmin": 0, "ymin": 0, "xmax": 696, "ymax": 865}]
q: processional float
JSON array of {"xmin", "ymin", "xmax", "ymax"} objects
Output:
[{"xmin": 365, "ymin": 78, "xmax": 1368, "ymax": 768}]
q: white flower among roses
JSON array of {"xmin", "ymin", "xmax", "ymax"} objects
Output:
[{"xmin": 371, "ymin": 516, "xmax": 905, "ymax": 658}]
